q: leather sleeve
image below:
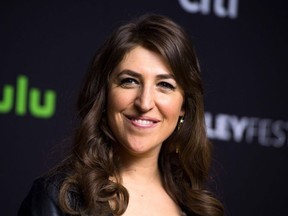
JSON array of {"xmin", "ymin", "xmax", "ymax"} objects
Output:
[{"xmin": 18, "ymin": 177, "xmax": 69, "ymax": 216}]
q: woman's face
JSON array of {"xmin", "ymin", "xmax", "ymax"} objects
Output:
[{"xmin": 107, "ymin": 46, "xmax": 185, "ymax": 157}]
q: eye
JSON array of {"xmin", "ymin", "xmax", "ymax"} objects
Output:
[
  {"xmin": 119, "ymin": 77, "xmax": 139, "ymax": 88},
  {"xmin": 157, "ymin": 81, "xmax": 176, "ymax": 91}
]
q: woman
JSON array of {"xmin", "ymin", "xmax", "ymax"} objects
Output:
[{"xmin": 18, "ymin": 14, "xmax": 224, "ymax": 216}]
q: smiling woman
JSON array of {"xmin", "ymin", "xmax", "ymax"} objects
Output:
[
  {"xmin": 107, "ymin": 46, "xmax": 185, "ymax": 157},
  {"xmin": 18, "ymin": 14, "xmax": 224, "ymax": 216}
]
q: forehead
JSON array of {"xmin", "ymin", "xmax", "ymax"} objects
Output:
[{"xmin": 114, "ymin": 46, "xmax": 173, "ymax": 76}]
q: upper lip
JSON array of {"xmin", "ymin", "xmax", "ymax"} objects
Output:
[{"xmin": 124, "ymin": 114, "xmax": 160, "ymax": 123}]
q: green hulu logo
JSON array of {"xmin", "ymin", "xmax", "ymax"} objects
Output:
[{"xmin": 0, "ymin": 75, "xmax": 57, "ymax": 118}]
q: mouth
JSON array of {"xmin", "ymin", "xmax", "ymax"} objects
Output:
[{"xmin": 125, "ymin": 115, "xmax": 159, "ymax": 127}]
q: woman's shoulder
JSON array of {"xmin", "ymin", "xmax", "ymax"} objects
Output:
[
  {"xmin": 33, "ymin": 171, "xmax": 67, "ymax": 192},
  {"xmin": 18, "ymin": 170, "xmax": 80, "ymax": 216}
]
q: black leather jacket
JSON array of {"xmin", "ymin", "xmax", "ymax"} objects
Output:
[
  {"xmin": 18, "ymin": 173, "xmax": 114, "ymax": 216},
  {"xmin": 18, "ymin": 173, "xmax": 79, "ymax": 216}
]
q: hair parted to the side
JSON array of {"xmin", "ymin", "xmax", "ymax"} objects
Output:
[{"xmin": 58, "ymin": 14, "xmax": 224, "ymax": 216}]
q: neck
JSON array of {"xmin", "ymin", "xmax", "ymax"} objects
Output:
[{"xmin": 118, "ymin": 149, "xmax": 161, "ymax": 185}]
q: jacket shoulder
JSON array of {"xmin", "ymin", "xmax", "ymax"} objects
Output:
[{"xmin": 18, "ymin": 172, "xmax": 80, "ymax": 216}]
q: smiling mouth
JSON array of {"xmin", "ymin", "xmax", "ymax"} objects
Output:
[{"xmin": 125, "ymin": 115, "xmax": 159, "ymax": 127}]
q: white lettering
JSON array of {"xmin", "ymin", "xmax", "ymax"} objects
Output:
[
  {"xmin": 179, "ymin": 0, "xmax": 239, "ymax": 19},
  {"xmin": 258, "ymin": 119, "xmax": 272, "ymax": 147},
  {"xmin": 205, "ymin": 112, "xmax": 288, "ymax": 148},
  {"xmin": 179, "ymin": 0, "xmax": 210, "ymax": 14},
  {"xmin": 229, "ymin": 115, "xmax": 249, "ymax": 142},
  {"xmin": 215, "ymin": 114, "xmax": 231, "ymax": 140},
  {"xmin": 205, "ymin": 112, "xmax": 215, "ymax": 138},
  {"xmin": 271, "ymin": 120, "xmax": 287, "ymax": 148},
  {"xmin": 245, "ymin": 118, "xmax": 259, "ymax": 144},
  {"xmin": 214, "ymin": 0, "xmax": 238, "ymax": 18}
]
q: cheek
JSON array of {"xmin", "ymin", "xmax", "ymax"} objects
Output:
[
  {"xmin": 158, "ymin": 95, "xmax": 184, "ymax": 118},
  {"xmin": 107, "ymin": 91, "xmax": 122, "ymax": 133},
  {"xmin": 107, "ymin": 89, "xmax": 133, "ymax": 115}
]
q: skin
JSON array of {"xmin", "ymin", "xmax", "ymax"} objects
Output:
[{"xmin": 107, "ymin": 46, "xmax": 185, "ymax": 216}]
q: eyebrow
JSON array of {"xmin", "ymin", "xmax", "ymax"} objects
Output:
[{"xmin": 116, "ymin": 69, "xmax": 176, "ymax": 80}]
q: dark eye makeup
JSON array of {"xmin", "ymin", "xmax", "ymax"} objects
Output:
[
  {"xmin": 119, "ymin": 77, "xmax": 139, "ymax": 88},
  {"xmin": 157, "ymin": 81, "xmax": 176, "ymax": 90}
]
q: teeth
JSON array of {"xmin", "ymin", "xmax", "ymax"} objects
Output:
[{"xmin": 133, "ymin": 119, "xmax": 154, "ymax": 125}]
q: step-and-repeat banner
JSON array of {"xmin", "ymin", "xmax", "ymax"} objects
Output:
[{"xmin": 1, "ymin": 1, "xmax": 287, "ymax": 215}]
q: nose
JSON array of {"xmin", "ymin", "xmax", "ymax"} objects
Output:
[{"xmin": 134, "ymin": 85, "xmax": 155, "ymax": 112}]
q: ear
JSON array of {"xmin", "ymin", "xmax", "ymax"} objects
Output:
[
  {"xmin": 180, "ymin": 98, "xmax": 185, "ymax": 117},
  {"xmin": 180, "ymin": 108, "xmax": 185, "ymax": 117}
]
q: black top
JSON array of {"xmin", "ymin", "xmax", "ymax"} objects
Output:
[
  {"xmin": 18, "ymin": 172, "xmax": 189, "ymax": 216},
  {"xmin": 17, "ymin": 172, "xmax": 112, "ymax": 216}
]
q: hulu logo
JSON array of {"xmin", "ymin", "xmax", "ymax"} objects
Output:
[{"xmin": 0, "ymin": 75, "xmax": 57, "ymax": 118}]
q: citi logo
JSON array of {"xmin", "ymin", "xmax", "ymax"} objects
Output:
[
  {"xmin": 0, "ymin": 75, "xmax": 57, "ymax": 119},
  {"xmin": 179, "ymin": 0, "xmax": 239, "ymax": 19}
]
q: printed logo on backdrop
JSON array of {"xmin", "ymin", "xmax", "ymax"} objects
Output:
[
  {"xmin": 179, "ymin": 0, "xmax": 239, "ymax": 19},
  {"xmin": 205, "ymin": 112, "xmax": 288, "ymax": 148},
  {"xmin": 0, "ymin": 75, "xmax": 57, "ymax": 119}
]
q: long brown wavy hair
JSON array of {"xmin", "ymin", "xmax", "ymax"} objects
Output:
[{"xmin": 58, "ymin": 14, "xmax": 223, "ymax": 216}]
